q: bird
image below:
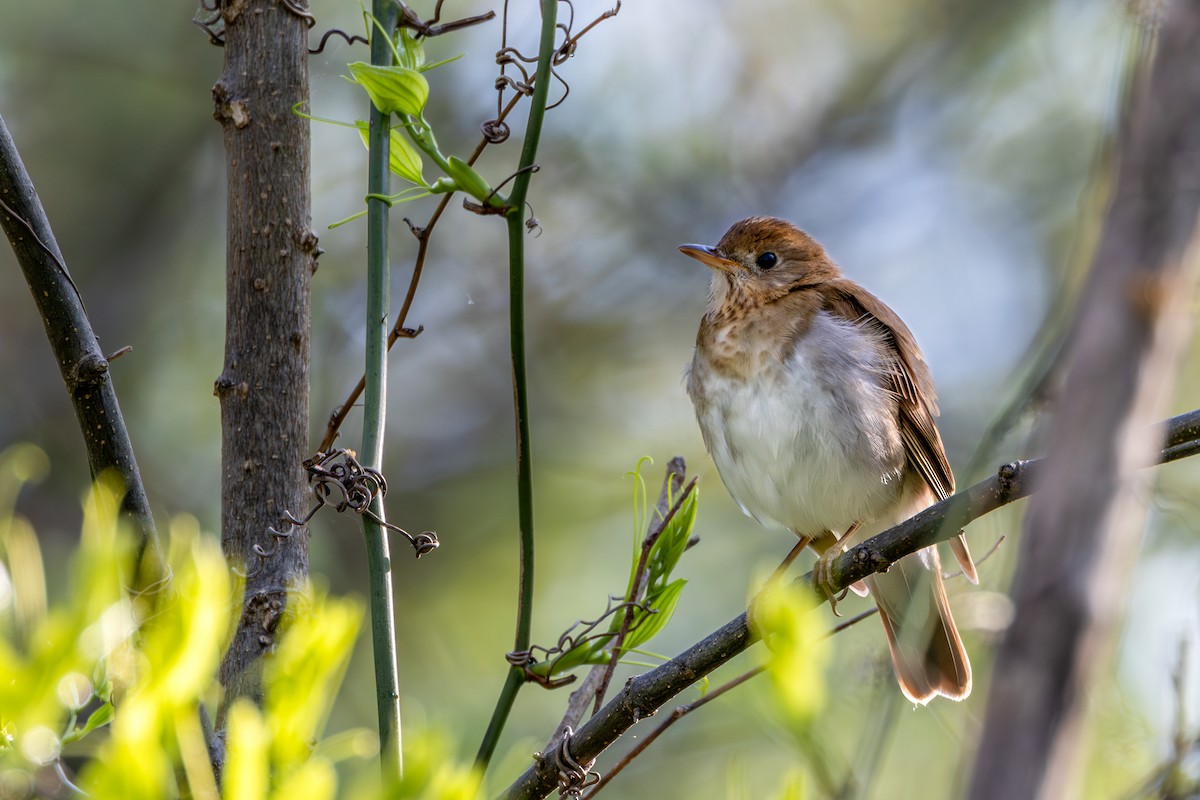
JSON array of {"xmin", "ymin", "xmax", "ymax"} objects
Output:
[{"xmin": 680, "ymin": 216, "xmax": 976, "ymax": 704}]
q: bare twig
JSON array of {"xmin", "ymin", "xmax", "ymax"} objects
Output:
[
  {"xmin": 395, "ymin": 0, "xmax": 495, "ymax": 38},
  {"xmin": 316, "ymin": 91, "xmax": 524, "ymax": 453},
  {"xmin": 539, "ymin": 458, "xmax": 687, "ymax": 753}
]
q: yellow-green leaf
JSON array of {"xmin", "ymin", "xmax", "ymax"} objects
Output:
[
  {"xmin": 754, "ymin": 582, "xmax": 828, "ymax": 722},
  {"xmin": 224, "ymin": 701, "xmax": 268, "ymax": 800},
  {"xmin": 356, "ymin": 122, "xmax": 426, "ymax": 187},
  {"xmin": 622, "ymin": 578, "xmax": 686, "ymax": 652},
  {"xmin": 346, "ymin": 62, "xmax": 429, "ymax": 117}
]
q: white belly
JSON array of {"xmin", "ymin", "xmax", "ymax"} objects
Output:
[{"xmin": 688, "ymin": 311, "xmax": 905, "ymax": 535}]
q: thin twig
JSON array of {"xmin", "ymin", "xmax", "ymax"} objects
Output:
[
  {"xmin": 584, "ymin": 666, "xmax": 765, "ymax": 799},
  {"xmin": 543, "ymin": 459, "xmax": 687, "ymax": 750},
  {"xmin": 582, "ymin": 608, "xmax": 878, "ymax": 799},
  {"xmin": 318, "ymin": 0, "xmax": 621, "ymax": 451},
  {"xmin": 317, "ymin": 90, "xmax": 525, "ymax": 453}
]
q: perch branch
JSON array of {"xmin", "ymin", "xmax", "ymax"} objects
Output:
[{"xmin": 497, "ymin": 408, "xmax": 1200, "ymax": 800}]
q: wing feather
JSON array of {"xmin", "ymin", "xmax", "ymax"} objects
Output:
[{"xmin": 823, "ymin": 282, "xmax": 978, "ymax": 583}]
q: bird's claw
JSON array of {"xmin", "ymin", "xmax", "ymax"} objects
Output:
[{"xmin": 813, "ymin": 548, "xmax": 847, "ymax": 616}]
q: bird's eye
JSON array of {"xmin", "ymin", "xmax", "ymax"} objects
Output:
[{"xmin": 755, "ymin": 252, "xmax": 778, "ymax": 269}]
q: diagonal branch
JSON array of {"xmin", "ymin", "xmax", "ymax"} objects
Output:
[
  {"xmin": 0, "ymin": 114, "xmax": 164, "ymax": 595},
  {"xmin": 497, "ymin": 408, "xmax": 1200, "ymax": 800}
]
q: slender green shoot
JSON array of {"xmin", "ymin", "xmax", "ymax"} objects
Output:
[
  {"xmin": 474, "ymin": 0, "xmax": 561, "ymax": 771},
  {"xmin": 361, "ymin": 0, "xmax": 403, "ymax": 781}
]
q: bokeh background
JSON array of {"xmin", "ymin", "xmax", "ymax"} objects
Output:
[{"xmin": 2, "ymin": 0, "xmax": 1199, "ymax": 797}]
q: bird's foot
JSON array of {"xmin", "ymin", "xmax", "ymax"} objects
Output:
[
  {"xmin": 812, "ymin": 547, "xmax": 849, "ymax": 616},
  {"xmin": 812, "ymin": 521, "xmax": 861, "ymax": 616}
]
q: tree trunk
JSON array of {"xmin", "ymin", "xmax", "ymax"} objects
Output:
[
  {"xmin": 211, "ymin": 0, "xmax": 317, "ymax": 727},
  {"xmin": 967, "ymin": 2, "xmax": 1200, "ymax": 797}
]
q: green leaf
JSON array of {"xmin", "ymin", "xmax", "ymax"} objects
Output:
[
  {"xmin": 397, "ymin": 28, "xmax": 425, "ymax": 71},
  {"xmin": 345, "ymin": 62, "xmax": 429, "ymax": 116},
  {"xmin": 622, "ymin": 579, "xmax": 686, "ymax": 652},
  {"xmin": 355, "ymin": 121, "xmax": 426, "ymax": 187},
  {"xmin": 544, "ymin": 640, "xmax": 601, "ymax": 675},
  {"xmin": 420, "ymin": 53, "xmax": 465, "ymax": 72},
  {"xmin": 648, "ymin": 488, "xmax": 697, "ymax": 589},
  {"xmin": 62, "ymin": 701, "xmax": 114, "ymax": 745}
]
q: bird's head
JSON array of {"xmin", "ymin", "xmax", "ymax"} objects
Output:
[{"xmin": 679, "ymin": 216, "xmax": 841, "ymax": 311}]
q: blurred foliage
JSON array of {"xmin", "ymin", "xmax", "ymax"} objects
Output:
[
  {"xmin": 0, "ymin": 446, "xmax": 482, "ymax": 799},
  {"xmin": 755, "ymin": 581, "xmax": 830, "ymax": 724},
  {"xmin": 1, "ymin": 0, "xmax": 1199, "ymax": 798}
]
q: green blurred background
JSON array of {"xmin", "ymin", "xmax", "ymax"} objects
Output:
[{"xmin": 2, "ymin": 0, "xmax": 1198, "ymax": 797}]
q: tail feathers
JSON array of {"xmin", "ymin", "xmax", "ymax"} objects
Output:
[
  {"xmin": 865, "ymin": 547, "xmax": 971, "ymax": 705},
  {"xmin": 950, "ymin": 532, "xmax": 979, "ymax": 585}
]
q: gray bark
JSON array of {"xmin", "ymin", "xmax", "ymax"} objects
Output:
[{"xmin": 211, "ymin": 0, "xmax": 318, "ymax": 725}]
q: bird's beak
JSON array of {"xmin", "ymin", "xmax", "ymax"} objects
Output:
[{"xmin": 678, "ymin": 244, "xmax": 738, "ymax": 273}]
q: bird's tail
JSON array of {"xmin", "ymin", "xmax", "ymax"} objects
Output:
[{"xmin": 865, "ymin": 545, "xmax": 971, "ymax": 704}]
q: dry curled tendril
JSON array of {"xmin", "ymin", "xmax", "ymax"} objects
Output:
[
  {"xmin": 267, "ymin": 449, "xmax": 439, "ymax": 561},
  {"xmin": 506, "ymin": 596, "xmax": 655, "ymax": 689},
  {"xmin": 534, "ymin": 727, "xmax": 599, "ymax": 799},
  {"xmin": 480, "ymin": 0, "xmax": 622, "ymax": 142},
  {"xmin": 194, "ymin": 0, "xmax": 492, "ymax": 50}
]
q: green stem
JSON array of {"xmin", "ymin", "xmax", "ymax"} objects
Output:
[
  {"xmin": 401, "ymin": 115, "xmax": 453, "ymax": 175},
  {"xmin": 475, "ymin": 0, "xmax": 559, "ymax": 771},
  {"xmin": 364, "ymin": 0, "xmax": 402, "ymax": 781},
  {"xmin": 400, "ymin": 115, "xmax": 507, "ymax": 209}
]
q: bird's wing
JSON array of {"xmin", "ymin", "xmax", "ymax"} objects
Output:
[{"xmin": 824, "ymin": 281, "xmax": 977, "ymax": 583}]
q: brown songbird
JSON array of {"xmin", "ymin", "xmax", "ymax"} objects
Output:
[{"xmin": 681, "ymin": 216, "xmax": 976, "ymax": 704}]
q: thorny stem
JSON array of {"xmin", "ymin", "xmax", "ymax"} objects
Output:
[
  {"xmin": 362, "ymin": 0, "xmax": 403, "ymax": 780},
  {"xmin": 474, "ymin": 0, "xmax": 560, "ymax": 772}
]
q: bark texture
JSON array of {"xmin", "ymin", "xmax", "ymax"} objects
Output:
[
  {"xmin": 967, "ymin": 3, "xmax": 1200, "ymax": 798},
  {"xmin": 212, "ymin": 0, "xmax": 317, "ymax": 724}
]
